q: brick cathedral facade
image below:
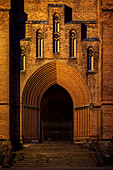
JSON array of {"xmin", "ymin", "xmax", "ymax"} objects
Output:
[{"xmin": 0, "ymin": 0, "xmax": 113, "ymax": 144}]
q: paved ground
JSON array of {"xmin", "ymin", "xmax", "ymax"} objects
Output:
[{"xmin": 10, "ymin": 143, "xmax": 97, "ymax": 168}]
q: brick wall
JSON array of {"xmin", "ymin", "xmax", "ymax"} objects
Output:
[
  {"xmin": 101, "ymin": 1, "xmax": 113, "ymax": 139},
  {"xmin": 0, "ymin": 0, "xmax": 10, "ymax": 9},
  {"xmin": 24, "ymin": 0, "xmax": 97, "ymax": 21},
  {"xmin": 0, "ymin": 1, "xmax": 10, "ymax": 140}
]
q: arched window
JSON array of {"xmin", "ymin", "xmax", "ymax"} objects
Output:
[
  {"xmin": 53, "ymin": 13, "xmax": 60, "ymax": 54},
  {"xmin": 20, "ymin": 46, "xmax": 26, "ymax": 71},
  {"xmin": 70, "ymin": 30, "xmax": 77, "ymax": 58},
  {"xmin": 36, "ymin": 30, "xmax": 43, "ymax": 58},
  {"xmin": 87, "ymin": 47, "xmax": 94, "ymax": 71}
]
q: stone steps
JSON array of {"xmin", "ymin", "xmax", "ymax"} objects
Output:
[
  {"xmin": 11, "ymin": 163, "xmax": 96, "ymax": 168},
  {"xmin": 12, "ymin": 157, "xmax": 95, "ymax": 162},
  {"xmin": 11, "ymin": 164, "xmax": 96, "ymax": 168},
  {"xmin": 10, "ymin": 143, "xmax": 97, "ymax": 168}
]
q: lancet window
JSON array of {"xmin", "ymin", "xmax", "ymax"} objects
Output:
[
  {"xmin": 20, "ymin": 46, "xmax": 26, "ymax": 71},
  {"xmin": 36, "ymin": 30, "xmax": 43, "ymax": 58},
  {"xmin": 70, "ymin": 30, "xmax": 77, "ymax": 58},
  {"xmin": 53, "ymin": 13, "xmax": 60, "ymax": 54},
  {"xmin": 87, "ymin": 46, "xmax": 94, "ymax": 71}
]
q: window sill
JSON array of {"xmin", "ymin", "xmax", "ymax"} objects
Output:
[
  {"xmin": 37, "ymin": 57, "xmax": 43, "ymax": 59},
  {"xmin": 54, "ymin": 53, "xmax": 60, "ymax": 58},
  {"xmin": 54, "ymin": 52, "xmax": 59, "ymax": 55},
  {"xmin": 70, "ymin": 57, "xmax": 77, "ymax": 59},
  {"xmin": 20, "ymin": 70, "xmax": 26, "ymax": 73},
  {"xmin": 87, "ymin": 70, "xmax": 95, "ymax": 73}
]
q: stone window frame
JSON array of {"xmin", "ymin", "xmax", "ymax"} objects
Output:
[
  {"xmin": 70, "ymin": 29, "xmax": 77, "ymax": 59},
  {"xmin": 20, "ymin": 46, "xmax": 26, "ymax": 72},
  {"xmin": 53, "ymin": 13, "xmax": 60, "ymax": 54},
  {"xmin": 36, "ymin": 29, "xmax": 44, "ymax": 58},
  {"xmin": 87, "ymin": 46, "xmax": 94, "ymax": 72}
]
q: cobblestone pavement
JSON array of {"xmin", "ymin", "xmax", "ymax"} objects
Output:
[{"xmin": 10, "ymin": 143, "xmax": 97, "ymax": 168}]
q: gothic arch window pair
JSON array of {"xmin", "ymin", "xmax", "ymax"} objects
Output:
[
  {"xmin": 36, "ymin": 30, "xmax": 43, "ymax": 58},
  {"xmin": 87, "ymin": 46, "xmax": 94, "ymax": 71},
  {"xmin": 53, "ymin": 15, "xmax": 77, "ymax": 58},
  {"xmin": 70, "ymin": 30, "xmax": 77, "ymax": 58},
  {"xmin": 53, "ymin": 13, "xmax": 60, "ymax": 54}
]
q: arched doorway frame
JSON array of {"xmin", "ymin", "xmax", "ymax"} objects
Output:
[{"xmin": 20, "ymin": 61, "xmax": 91, "ymax": 142}]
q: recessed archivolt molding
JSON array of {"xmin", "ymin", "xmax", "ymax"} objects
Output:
[
  {"xmin": 57, "ymin": 61, "xmax": 91, "ymax": 104},
  {"xmin": 22, "ymin": 61, "xmax": 91, "ymax": 108}
]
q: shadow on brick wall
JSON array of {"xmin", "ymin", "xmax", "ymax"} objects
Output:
[
  {"xmin": 81, "ymin": 23, "xmax": 87, "ymax": 40},
  {"xmin": 10, "ymin": 0, "xmax": 27, "ymax": 150}
]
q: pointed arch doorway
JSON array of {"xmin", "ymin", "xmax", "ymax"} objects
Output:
[
  {"xmin": 21, "ymin": 61, "xmax": 90, "ymax": 143},
  {"xmin": 40, "ymin": 84, "xmax": 73, "ymax": 141}
]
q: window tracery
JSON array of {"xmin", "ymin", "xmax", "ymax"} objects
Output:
[
  {"xmin": 36, "ymin": 30, "xmax": 43, "ymax": 58},
  {"xmin": 70, "ymin": 30, "xmax": 77, "ymax": 58},
  {"xmin": 53, "ymin": 13, "xmax": 60, "ymax": 54},
  {"xmin": 87, "ymin": 46, "xmax": 94, "ymax": 71},
  {"xmin": 20, "ymin": 46, "xmax": 26, "ymax": 71}
]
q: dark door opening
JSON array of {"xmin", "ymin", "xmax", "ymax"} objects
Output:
[{"xmin": 40, "ymin": 84, "xmax": 73, "ymax": 141}]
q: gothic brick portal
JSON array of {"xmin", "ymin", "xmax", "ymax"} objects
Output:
[{"xmin": 20, "ymin": 61, "xmax": 92, "ymax": 142}]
